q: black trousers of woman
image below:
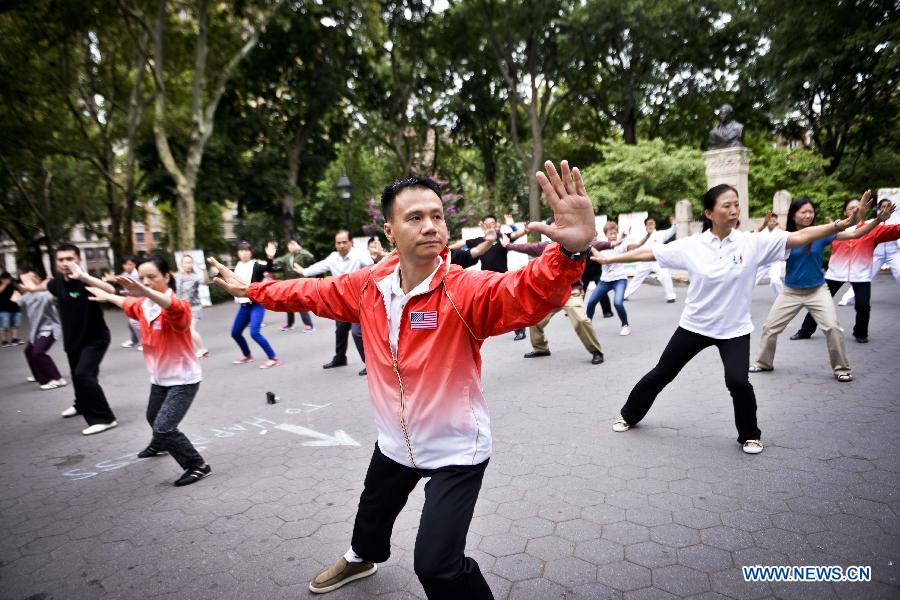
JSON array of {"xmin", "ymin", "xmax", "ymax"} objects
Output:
[
  {"xmin": 796, "ymin": 279, "xmax": 870, "ymax": 339},
  {"xmin": 621, "ymin": 327, "xmax": 760, "ymax": 443}
]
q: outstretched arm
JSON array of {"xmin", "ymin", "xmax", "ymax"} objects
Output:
[
  {"xmin": 114, "ymin": 275, "xmax": 172, "ymax": 309},
  {"xmin": 835, "ymin": 201, "xmax": 895, "ymax": 240},
  {"xmin": 590, "ymin": 246, "xmax": 656, "ymax": 265},
  {"xmin": 208, "ymin": 257, "xmax": 366, "ymax": 323},
  {"xmin": 85, "ymin": 286, "xmax": 126, "ymax": 308},
  {"xmin": 625, "ymin": 230, "xmax": 652, "ymax": 251},
  {"xmin": 68, "ymin": 261, "xmax": 116, "ymax": 294},
  {"xmin": 787, "ymin": 191, "xmax": 872, "ymax": 249}
]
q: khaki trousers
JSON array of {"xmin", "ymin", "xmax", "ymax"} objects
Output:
[
  {"xmin": 529, "ymin": 290, "xmax": 603, "ymax": 354},
  {"xmin": 754, "ymin": 284, "xmax": 851, "ymax": 375}
]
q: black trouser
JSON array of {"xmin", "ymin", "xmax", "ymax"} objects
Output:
[
  {"xmin": 285, "ymin": 311, "xmax": 313, "ymax": 328},
  {"xmin": 147, "ymin": 383, "xmax": 204, "ymax": 470},
  {"xmin": 621, "ymin": 327, "xmax": 760, "ymax": 443},
  {"xmin": 798, "ymin": 279, "xmax": 871, "ymax": 339},
  {"xmin": 335, "ymin": 321, "xmax": 365, "ymax": 363},
  {"xmin": 351, "ymin": 444, "xmax": 493, "ymax": 600},
  {"xmin": 66, "ymin": 335, "xmax": 116, "ymax": 426}
]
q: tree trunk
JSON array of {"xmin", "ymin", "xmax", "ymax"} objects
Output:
[
  {"xmin": 621, "ymin": 102, "xmax": 637, "ymax": 145},
  {"xmin": 527, "ymin": 104, "xmax": 544, "ymax": 225},
  {"xmin": 175, "ymin": 184, "xmax": 196, "ymax": 250}
]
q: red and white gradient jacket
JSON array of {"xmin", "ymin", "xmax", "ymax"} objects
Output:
[
  {"xmin": 825, "ymin": 222, "xmax": 900, "ymax": 282},
  {"xmin": 123, "ymin": 293, "xmax": 202, "ymax": 386},
  {"xmin": 248, "ymin": 244, "xmax": 583, "ymax": 469}
]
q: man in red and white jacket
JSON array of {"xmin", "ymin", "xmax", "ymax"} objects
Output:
[{"xmin": 210, "ymin": 161, "xmax": 597, "ymax": 599}]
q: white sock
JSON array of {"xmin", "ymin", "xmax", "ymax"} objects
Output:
[{"xmin": 343, "ymin": 548, "xmax": 363, "ymax": 563}]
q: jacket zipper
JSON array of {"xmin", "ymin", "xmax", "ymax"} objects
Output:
[{"xmin": 371, "ymin": 272, "xmax": 418, "ymax": 468}]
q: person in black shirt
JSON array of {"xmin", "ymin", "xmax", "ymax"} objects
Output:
[
  {"xmin": 463, "ymin": 214, "xmax": 530, "ymax": 340},
  {"xmin": 0, "ymin": 271, "xmax": 23, "ymax": 346},
  {"xmin": 36, "ymin": 244, "xmax": 118, "ymax": 435}
]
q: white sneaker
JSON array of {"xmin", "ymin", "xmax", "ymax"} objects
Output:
[
  {"xmin": 40, "ymin": 380, "xmax": 63, "ymax": 390},
  {"xmin": 619, "ymin": 325, "xmax": 632, "ymax": 336},
  {"xmin": 742, "ymin": 440, "xmax": 764, "ymax": 454},
  {"xmin": 121, "ymin": 340, "xmax": 134, "ymax": 348},
  {"xmin": 61, "ymin": 406, "xmax": 80, "ymax": 418},
  {"xmin": 136, "ymin": 345, "xmax": 143, "ymax": 352},
  {"xmin": 613, "ymin": 415, "xmax": 630, "ymax": 432},
  {"xmin": 56, "ymin": 378, "xmax": 67, "ymax": 387},
  {"xmin": 82, "ymin": 421, "xmax": 117, "ymax": 436},
  {"xmin": 27, "ymin": 376, "xmax": 36, "ymax": 382}
]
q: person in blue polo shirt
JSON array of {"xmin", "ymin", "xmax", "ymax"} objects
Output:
[{"xmin": 750, "ymin": 194, "xmax": 882, "ymax": 382}]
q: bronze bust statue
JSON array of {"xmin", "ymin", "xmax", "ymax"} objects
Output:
[{"xmin": 708, "ymin": 104, "xmax": 744, "ymax": 149}]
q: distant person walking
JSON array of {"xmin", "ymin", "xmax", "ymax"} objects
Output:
[{"xmin": 174, "ymin": 254, "xmax": 209, "ymax": 358}]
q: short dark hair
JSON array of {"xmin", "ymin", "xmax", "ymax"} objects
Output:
[
  {"xmin": 644, "ymin": 216, "xmax": 656, "ymax": 225},
  {"xmin": 367, "ymin": 236, "xmax": 377, "ymax": 245},
  {"xmin": 701, "ymin": 184, "xmax": 739, "ymax": 232},
  {"xmin": 481, "ymin": 214, "xmax": 498, "ymax": 223},
  {"xmin": 56, "ymin": 243, "xmax": 80, "ymax": 258},
  {"xmin": 122, "ymin": 255, "xmax": 137, "ymax": 264},
  {"xmin": 237, "ymin": 241, "xmax": 252, "ymax": 251},
  {"xmin": 335, "ymin": 229, "xmax": 351, "ymax": 240},
  {"xmin": 380, "ymin": 177, "xmax": 443, "ymax": 221}
]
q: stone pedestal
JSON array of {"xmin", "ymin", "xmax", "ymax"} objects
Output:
[
  {"xmin": 703, "ymin": 146, "xmax": 751, "ymax": 226},
  {"xmin": 675, "ymin": 200, "xmax": 693, "ymax": 240},
  {"xmin": 773, "ymin": 190, "xmax": 792, "ymax": 225}
]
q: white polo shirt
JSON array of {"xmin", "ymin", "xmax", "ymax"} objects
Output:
[
  {"xmin": 304, "ymin": 247, "xmax": 374, "ymax": 277},
  {"xmin": 653, "ymin": 228, "xmax": 789, "ymax": 339}
]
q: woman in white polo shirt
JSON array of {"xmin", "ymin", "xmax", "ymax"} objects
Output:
[{"xmin": 592, "ymin": 184, "xmax": 866, "ymax": 454}]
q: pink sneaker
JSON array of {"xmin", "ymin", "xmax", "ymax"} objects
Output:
[
  {"xmin": 259, "ymin": 358, "xmax": 281, "ymax": 370},
  {"xmin": 233, "ymin": 355, "xmax": 254, "ymax": 364}
]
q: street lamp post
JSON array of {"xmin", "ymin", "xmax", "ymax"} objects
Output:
[{"xmin": 336, "ymin": 172, "xmax": 353, "ymax": 231}]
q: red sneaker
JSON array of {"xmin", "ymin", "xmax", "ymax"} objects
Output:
[
  {"xmin": 233, "ymin": 355, "xmax": 254, "ymax": 364},
  {"xmin": 259, "ymin": 358, "xmax": 281, "ymax": 370}
]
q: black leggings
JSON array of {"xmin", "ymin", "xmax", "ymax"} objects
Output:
[
  {"xmin": 797, "ymin": 279, "xmax": 870, "ymax": 339},
  {"xmin": 351, "ymin": 445, "xmax": 493, "ymax": 600},
  {"xmin": 621, "ymin": 327, "xmax": 760, "ymax": 443}
]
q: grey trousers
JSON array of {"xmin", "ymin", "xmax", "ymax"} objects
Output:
[{"xmin": 147, "ymin": 383, "xmax": 205, "ymax": 470}]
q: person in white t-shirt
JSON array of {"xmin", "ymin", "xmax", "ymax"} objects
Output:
[
  {"xmin": 753, "ymin": 212, "xmax": 785, "ymax": 298},
  {"xmin": 622, "ymin": 215, "xmax": 678, "ymax": 302},
  {"xmin": 592, "ymin": 184, "xmax": 867, "ymax": 454},
  {"xmin": 586, "ymin": 220, "xmax": 649, "ymax": 336}
]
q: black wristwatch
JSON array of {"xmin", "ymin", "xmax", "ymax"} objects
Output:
[{"xmin": 560, "ymin": 245, "xmax": 591, "ymax": 261}]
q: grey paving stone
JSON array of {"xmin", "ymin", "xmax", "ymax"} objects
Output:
[
  {"xmin": 652, "ymin": 565, "xmax": 711, "ymax": 596},
  {"xmin": 492, "ymin": 553, "xmax": 544, "ymax": 582},
  {"xmin": 574, "ymin": 539, "xmax": 625, "ymax": 565},
  {"xmin": 626, "ymin": 541, "xmax": 679, "ymax": 568},
  {"xmin": 525, "ymin": 535, "xmax": 574, "ymax": 561},
  {"xmin": 676, "ymin": 544, "xmax": 732, "ymax": 572},
  {"xmin": 595, "ymin": 560, "xmax": 652, "ymax": 591},
  {"xmin": 650, "ymin": 523, "xmax": 701, "ymax": 548},
  {"xmin": 700, "ymin": 525, "xmax": 755, "ymax": 551}
]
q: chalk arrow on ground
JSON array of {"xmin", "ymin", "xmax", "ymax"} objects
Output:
[{"xmin": 275, "ymin": 424, "xmax": 360, "ymax": 447}]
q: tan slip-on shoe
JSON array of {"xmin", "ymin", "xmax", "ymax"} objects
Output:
[{"xmin": 309, "ymin": 557, "xmax": 377, "ymax": 594}]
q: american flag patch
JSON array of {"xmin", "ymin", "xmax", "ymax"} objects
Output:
[{"xmin": 410, "ymin": 311, "xmax": 438, "ymax": 330}]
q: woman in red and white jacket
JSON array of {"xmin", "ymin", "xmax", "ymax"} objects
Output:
[
  {"xmin": 793, "ymin": 197, "xmax": 897, "ymax": 343},
  {"xmin": 87, "ymin": 255, "xmax": 211, "ymax": 487}
]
